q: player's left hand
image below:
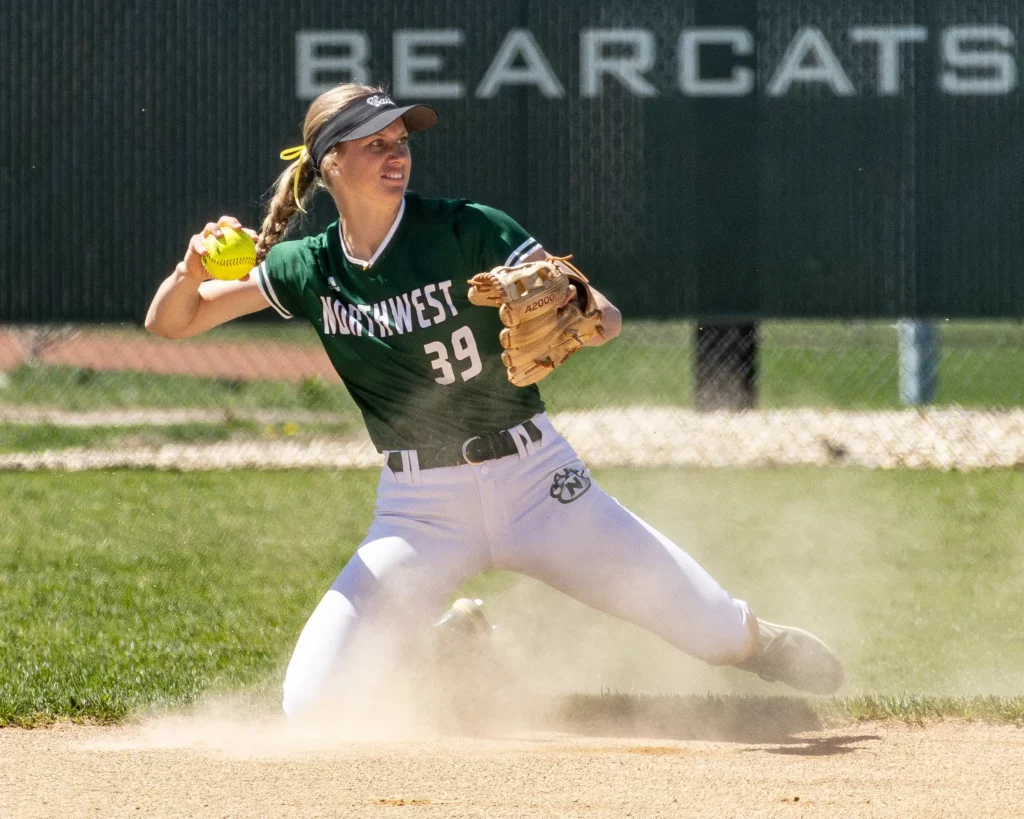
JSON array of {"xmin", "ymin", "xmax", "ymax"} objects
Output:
[{"xmin": 468, "ymin": 256, "xmax": 605, "ymax": 387}]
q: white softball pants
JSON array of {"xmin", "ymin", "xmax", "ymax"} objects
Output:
[{"xmin": 282, "ymin": 413, "xmax": 755, "ymax": 718}]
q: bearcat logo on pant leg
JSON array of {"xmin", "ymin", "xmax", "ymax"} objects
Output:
[{"xmin": 550, "ymin": 466, "xmax": 591, "ymax": 504}]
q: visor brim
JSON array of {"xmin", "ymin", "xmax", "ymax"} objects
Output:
[{"xmin": 340, "ymin": 104, "xmax": 439, "ymax": 141}]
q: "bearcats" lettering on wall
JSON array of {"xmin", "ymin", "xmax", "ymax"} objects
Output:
[{"xmin": 296, "ymin": 25, "xmax": 1019, "ymax": 100}]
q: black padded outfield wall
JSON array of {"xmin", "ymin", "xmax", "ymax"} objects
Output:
[{"xmin": 1, "ymin": 0, "xmax": 1022, "ymax": 322}]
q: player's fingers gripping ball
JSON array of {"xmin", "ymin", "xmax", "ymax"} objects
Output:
[
  {"xmin": 201, "ymin": 226, "xmax": 258, "ymax": 281},
  {"xmin": 468, "ymin": 256, "xmax": 604, "ymax": 387}
]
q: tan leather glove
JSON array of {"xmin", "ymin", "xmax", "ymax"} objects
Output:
[{"xmin": 468, "ymin": 256, "xmax": 605, "ymax": 387}]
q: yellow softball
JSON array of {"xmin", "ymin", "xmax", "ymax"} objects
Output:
[{"xmin": 202, "ymin": 226, "xmax": 257, "ymax": 281}]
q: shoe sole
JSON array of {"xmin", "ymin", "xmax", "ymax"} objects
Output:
[{"xmin": 756, "ymin": 620, "xmax": 845, "ymax": 695}]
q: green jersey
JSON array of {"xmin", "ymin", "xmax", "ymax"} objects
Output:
[{"xmin": 252, "ymin": 194, "xmax": 546, "ymax": 451}]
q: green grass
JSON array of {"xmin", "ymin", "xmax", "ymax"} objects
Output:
[
  {"xmin": 105, "ymin": 321, "xmax": 325, "ymax": 347},
  {"xmin": 0, "ymin": 420, "xmax": 362, "ymax": 453},
  {"xmin": 497, "ymin": 319, "xmax": 1024, "ymax": 411},
  {"xmin": 81, "ymin": 317, "xmax": 1024, "ymax": 349},
  {"xmin": 829, "ymin": 693, "xmax": 1024, "ymax": 724},
  {"xmin": 2, "ymin": 467, "xmax": 1024, "ymax": 726},
  {"xmin": 4, "ymin": 320, "xmax": 1024, "ymax": 413},
  {"xmin": 0, "ymin": 365, "xmax": 361, "ymax": 414},
  {"xmin": 0, "ymin": 470, "xmax": 378, "ymax": 725},
  {"xmin": 205, "ymin": 322, "xmax": 324, "ymax": 346}
]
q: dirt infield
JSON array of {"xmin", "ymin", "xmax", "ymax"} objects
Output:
[
  {"xmin": 2, "ymin": 721, "xmax": 1022, "ymax": 818},
  {"xmin": 0, "ymin": 327, "xmax": 339, "ymax": 383}
]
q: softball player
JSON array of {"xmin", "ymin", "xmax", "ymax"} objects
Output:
[{"xmin": 146, "ymin": 83, "xmax": 843, "ymax": 717}]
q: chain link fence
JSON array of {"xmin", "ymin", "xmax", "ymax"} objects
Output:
[{"xmin": 2, "ymin": 320, "xmax": 1022, "ymax": 471}]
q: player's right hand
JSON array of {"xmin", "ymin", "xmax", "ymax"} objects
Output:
[{"xmin": 181, "ymin": 215, "xmax": 259, "ymax": 282}]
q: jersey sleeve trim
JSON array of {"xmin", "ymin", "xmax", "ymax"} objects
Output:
[
  {"xmin": 504, "ymin": 237, "xmax": 541, "ymax": 266},
  {"xmin": 253, "ymin": 262, "xmax": 294, "ymax": 319}
]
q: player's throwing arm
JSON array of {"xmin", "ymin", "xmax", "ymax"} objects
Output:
[{"xmin": 145, "ymin": 217, "xmax": 269, "ymax": 339}]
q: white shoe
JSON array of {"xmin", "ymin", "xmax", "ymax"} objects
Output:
[
  {"xmin": 430, "ymin": 599, "xmax": 499, "ymax": 729},
  {"xmin": 733, "ymin": 619, "xmax": 844, "ymax": 695},
  {"xmin": 433, "ymin": 598, "xmax": 493, "ymax": 643}
]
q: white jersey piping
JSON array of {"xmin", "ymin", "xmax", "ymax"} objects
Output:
[
  {"xmin": 505, "ymin": 236, "xmax": 541, "ymax": 266},
  {"xmin": 339, "ymin": 198, "xmax": 406, "ymax": 269},
  {"xmin": 253, "ymin": 262, "xmax": 293, "ymax": 319}
]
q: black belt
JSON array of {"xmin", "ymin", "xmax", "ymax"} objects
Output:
[{"xmin": 387, "ymin": 419, "xmax": 543, "ymax": 471}]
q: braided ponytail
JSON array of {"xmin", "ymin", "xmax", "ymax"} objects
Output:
[
  {"xmin": 255, "ymin": 82, "xmax": 383, "ymax": 264},
  {"xmin": 255, "ymin": 152, "xmax": 317, "ymax": 264}
]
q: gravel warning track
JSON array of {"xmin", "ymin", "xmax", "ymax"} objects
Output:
[{"xmin": 1, "ymin": 407, "xmax": 1022, "ymax": 471}]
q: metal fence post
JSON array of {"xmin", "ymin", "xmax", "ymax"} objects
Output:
[
  {"xmin": 898, "ymin": 320, "xmax": 938, "ymax": 405},
  {"xmin": 694, "ymin": 322, "xmax": 758, "ymax": 410}
]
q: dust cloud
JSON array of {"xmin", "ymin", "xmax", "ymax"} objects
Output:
[{"xmin": 83, "ymin": 466, "xmax": 1024, "ymax": 756}]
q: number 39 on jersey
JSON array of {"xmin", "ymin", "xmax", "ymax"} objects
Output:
[{"xmin": 424, "ymin": 326, "xmax": 482, "ymax": 385}]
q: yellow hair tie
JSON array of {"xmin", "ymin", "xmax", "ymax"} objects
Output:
[{"xmin": 279, "ymin": 145, "xmax": 309, "ymax": 214}]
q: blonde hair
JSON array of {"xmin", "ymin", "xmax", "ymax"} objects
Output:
[{"xmin": 256, "ymin": 83, "xmax": 383, "ymax": 263}]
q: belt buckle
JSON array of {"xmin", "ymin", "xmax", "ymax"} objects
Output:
[{"xmin": 460, "ymin": 435, "xmax": 485, "ymax": 466}]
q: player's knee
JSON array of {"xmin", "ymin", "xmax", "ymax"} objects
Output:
[
  {"xmin": 281, "ymin": 681, "xmax": 315, "ymax": 720},
  {"xmin": 281, "ymin": 659, "xmax": 336, "ymax": 720}
]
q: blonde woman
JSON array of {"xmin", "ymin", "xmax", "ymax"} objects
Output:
[{"xmin": 147, "ymin": 84, "xmax": 843, "ymax": 717}]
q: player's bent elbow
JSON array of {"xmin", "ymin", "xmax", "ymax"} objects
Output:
[
  {"xmin": 144, "ymin": 313, "xmax": 182, "ymax": 339},
  {"xmin": 144, "ymin": 314, "xmax": 168, "ymax": 338},
  {"xmin": 144, "ymin": 311, "xmax": 197, "ymax": 340}
]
